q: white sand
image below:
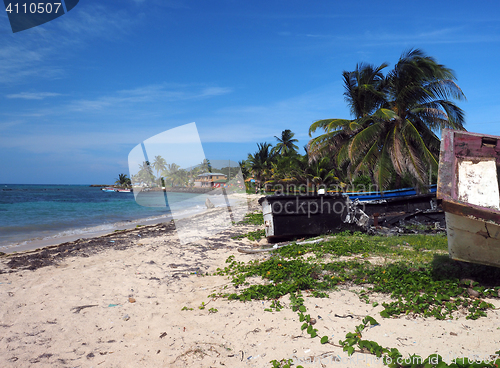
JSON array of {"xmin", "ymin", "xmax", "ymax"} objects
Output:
[{"xmin": 1, "ymin": 199, "xmax": 500, "ymax": 367}]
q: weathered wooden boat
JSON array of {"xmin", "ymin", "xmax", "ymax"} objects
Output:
[
  {"xmin": 259, "ymin": 194, "xmax": 369, "ymax": 239},
  {"xmin": 437, "ymin": 129, "xmax": 500, "ymax": 268}
]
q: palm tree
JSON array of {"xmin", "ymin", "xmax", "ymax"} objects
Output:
[
  {"xmin": 343, "ymin": 62, "xmax": 388, "ymax": 119},
  {"xmin": 269, "ymin": 154, "xmax": 300, "ymax": 182},
  {"xmin": 171, "ymin": 168, "xmax": 189, "ymax": 187},
  {"xmin": 247, "ymin": 142, "xmax": 276, "ymax": 192},
  {"xmin": 187, "ymin": 164, "xmax": 203, "ymax": 187},
  {"xmin": 162, "ymin": 163, "xmax": 180, "ymax": 187},
  {"xmin": 199, "ymin": 159, "xmax": 212, "ymax": 173},
  {"xmin": 289, "ymin": 154, "xmax": 338, "ymax": 194},
  {"xmin": 136, "ymin": 161, "xmax": 155, "ymax": 187},
  {"xmin": 152, "ymin": 155, "xmax": 167, "ymax": 185},
  {"xmin": 273, "ymin": 129, "xmax": 299, "ymax": 156},
  {"xmin": 309, "ymin": 49, "xmax": 466, "ymax": 191},
  {"xmin": 307, "ymin": 64, "xmax": 388, "ymax": 183},
  {"xmin": 115, "ymin": 173, "xmax": 132, "ymax": 188},
  {"xmin": 238, "ymin": 160, "xmax": 250, "ymax": 179},
  {"xmin": 162, "ymin": 163, "xmax": 189, "ymax": 187}
]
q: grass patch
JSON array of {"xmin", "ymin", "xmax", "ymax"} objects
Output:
[
  {"xmin": 236, "ymin": 212, "xmax": 264, "ymax": 226},
  {"xmin": 231, "ymin": 229, "xmax": 266, "ymax": 242}
]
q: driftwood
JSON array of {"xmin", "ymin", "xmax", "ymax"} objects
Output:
[
  {"xmin": 71, "ymin": 304, "xmax": 98, "ymax": 313},
  {"xmin": 237, "ymin": 237, "xmax": 331, "ymax": 254}
]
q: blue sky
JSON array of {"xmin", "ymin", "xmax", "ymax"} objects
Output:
[{"xmin": 1, "ymin": 0, "xmax": 500, "ymax": 184}]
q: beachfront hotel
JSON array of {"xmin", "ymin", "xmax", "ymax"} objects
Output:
[{"xmin": 194, "ymin": 172, "xmax": 227, "ymax": 188}]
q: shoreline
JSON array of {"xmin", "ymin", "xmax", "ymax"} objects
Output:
[
  {"xmin": 0, "ymin": 194, "xmax": 261, "ymax": 268},
  {"xmin": 0, "ymin": 192, "xmax": 254, "ymax": 255},
  {"xmin": 0, "ymin": 213, "xmax": 174, "ymax": 255}
]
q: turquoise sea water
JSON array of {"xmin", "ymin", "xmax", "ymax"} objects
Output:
[{"xmin": 0, "ymin": 184, "xmax": 207, "ymax": 252}]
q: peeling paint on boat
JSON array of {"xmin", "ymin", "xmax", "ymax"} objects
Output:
[
  {"xmin": 438, "ymin": 129, "xmax": 500, "ymax": 267},
  {"xmin": 457, "ymin": 158, "xmax": 500, "ymax": 210}
]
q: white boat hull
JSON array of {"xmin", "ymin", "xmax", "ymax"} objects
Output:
[{"xmin": 445, "ymin": 212, "xmax": 500, "ymax": 268}]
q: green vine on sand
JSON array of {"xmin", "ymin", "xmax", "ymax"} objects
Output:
[
  {"xmin": 235, "ymin": 212, "xmax": 264, "ymax": 226},
  {"xmin": 276, "ymin": 299, "xmax": 500, "ymax": 368},
  {"xmin": 231, "ymin": 212, "xmax": 265, "ymax": 241},
  {"xmin": 337, "ymin": 315, "xmax": 500, "ymax": 368}
]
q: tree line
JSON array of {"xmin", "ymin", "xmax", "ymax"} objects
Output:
[{"xmin": 115, "ymin": 158, "xmax": 241, "ymax": 189}]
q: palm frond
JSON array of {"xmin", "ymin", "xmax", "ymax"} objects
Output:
[
  {"xmin": 352, "ymin": 140, "xmax": 380, "ymax": 175},
  {"xmin": 375, "ymin": 131, "xmax": 395, "ymax": 190},
  {"xmin": 399, "ymin": 125, "xmax": 427, "ymax": 185},
  {"xmin": 402, "ymin": 119, "xmax": 439, "ymax": 169},
  {"xmin": 348, "ymin": 121, "xmax": 383, "ymax": 162},
  {"xmin": 372, "ymin": 108, "xmax": 398, "ymax": 121}
]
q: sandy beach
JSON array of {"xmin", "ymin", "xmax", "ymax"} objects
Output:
[{"xmin": 1, "ymin": 196, "xmax": 500, "ymax": 368}]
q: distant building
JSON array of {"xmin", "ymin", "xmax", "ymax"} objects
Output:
[{"xmin": 194, "ymin": 173, "xmax": 227, "ymax": 188}]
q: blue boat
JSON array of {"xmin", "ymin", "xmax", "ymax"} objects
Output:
[
  {"xmin": 101, "ymin": 187, "xmax": 117, "ymax": 192},
  {"xmin": 344, "ymin": 185, "xmax": 437, "ymax": 202}
]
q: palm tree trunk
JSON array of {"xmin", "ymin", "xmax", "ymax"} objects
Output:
[{"xmin": 395, "ymin": 174, "xmax": 401, "ymax": 189}]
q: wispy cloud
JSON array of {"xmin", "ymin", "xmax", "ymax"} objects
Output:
[
  {"xmin": 55, "ymin": 4, "xmax": 136, "ymax": 41},
  {"xmin": 0, "ymin": 41, "xmax": 62, "ymax": 83},
  {"xmin": 6, "ymin": 92, "xmax": 62, "ymax": 99},
  {"xmin": 0, "ymin": 130, "xmax": 141, "ymax": 154},
  {"xmin": 301, "ymin": 26, "xmax": 500, "ymax": 48},
  {"xmin": 66, "ymin": 84, "xmax": 232, "ymax": 112},
  {"xmin": 196, "ymin": 83, "xmax": 347, "ymax": 143},
  {"xmin": 0, "ymin": 121, "xmax": 23, "ymax": 132}
]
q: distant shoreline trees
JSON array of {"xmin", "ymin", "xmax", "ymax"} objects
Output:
[{"xmin": 129, "ymin": 157, "xmax": 240, "ymax": 189}]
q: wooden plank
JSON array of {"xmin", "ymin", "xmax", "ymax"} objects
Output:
[
  {"xmin": 437, "ymin": 129, "xmax": 455, "ymax": 201},
  {"xmin": 442, "ymin": 200, "xmax": 500, "ymax": 224}
]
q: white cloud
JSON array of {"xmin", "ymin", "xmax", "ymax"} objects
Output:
[
  {"xmin": 0, "ymin": 130, "xmax": 141, "ymax": 154},
  {"xmin": 65, "ymin": 84, "xmax": 232, "ymax": 112},
  {"xmin": 0, "ymin": 121, "xmax": 23, "ymax": 132},
  {"xmin": 199, "ymin": 87, "xmax": 232, "ymax": 97},
  {"xmin": 301, "ymin": 26, "xmax": 500, "ymax": 48},
  {"xmin": 195, "ymin": 83, "xmax": 346, "ymax": 143},
  {"xmin": 6, "ymin": 92, "xmax": 62, "ymax": 100}
]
